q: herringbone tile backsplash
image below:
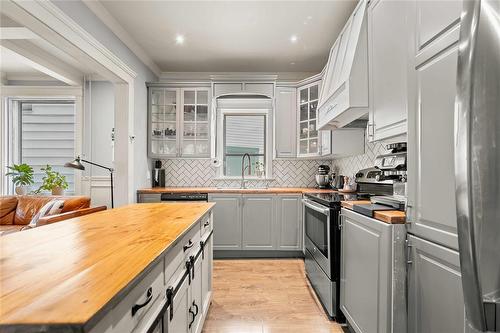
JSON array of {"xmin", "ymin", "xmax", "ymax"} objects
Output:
[
  {"xmin": 332, "ymin": 140, "xmax": 387, "ymax": 177},
  {"xmin": 161, "ymin": 159, "xmax": 333, "ymax": 188},
  {"xmin": 160, "ymin": 139, "xmax": 387, "ymax": 187}
]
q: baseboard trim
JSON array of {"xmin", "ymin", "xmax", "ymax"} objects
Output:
[{"xmin": 214, "ymin": 250, "xmax": 305, "ymax": 259}]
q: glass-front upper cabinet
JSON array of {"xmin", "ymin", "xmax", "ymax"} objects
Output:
[
  {"xmin": 298, "ymin": 81, "xmax": 323, "ymax": 157},
  {"xmin": 148, "ymin": 86, "xmax": 210, "ymax": 158},
  {"xmin": 150, "ymin": 88, "xmax": 178, "ymax": 156},
  {"xmin": 181, "ymin": 88, "xmax": 210, "ymax": 157}
]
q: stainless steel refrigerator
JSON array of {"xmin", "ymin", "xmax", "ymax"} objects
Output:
[{"xmin": 455, "ymin": 0, "xmax": 500, "ymax": 331}]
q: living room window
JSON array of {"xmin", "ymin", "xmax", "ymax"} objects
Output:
[{"xmin": 6, "ymin": 99, "xmax": 76, "ymax": 194}]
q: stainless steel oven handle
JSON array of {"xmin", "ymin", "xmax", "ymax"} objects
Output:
[{"xmin": 302, "ymin": 199, "xmax": 330, "ymax": 216}]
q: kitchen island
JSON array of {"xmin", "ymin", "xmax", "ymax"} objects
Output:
[{"xmin": 0, "ymin": 203, "xmax": 215, "ymax": 333}]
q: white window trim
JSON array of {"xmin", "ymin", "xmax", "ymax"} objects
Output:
[
  {"xmin": 0, "ymin": 86, "xmax": 83, "ymax": 195},
  {"xmin": 216, "ymin": 107, "xmax": 273, "ymax": 179}
]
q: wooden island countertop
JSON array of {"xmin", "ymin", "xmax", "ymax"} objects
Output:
[{"xmin": 0, "ymin": 203, "xmax": 214, "ymax": 332}]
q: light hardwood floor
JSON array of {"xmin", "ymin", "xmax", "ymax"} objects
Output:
[{"xmin": 202, "ymin": 259, "xmax": 347, "ymax": 333}]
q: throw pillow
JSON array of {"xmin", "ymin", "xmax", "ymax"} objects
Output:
[{"xmin": 23, "ymin": 199, "xmax": 65, "ymax": 230}]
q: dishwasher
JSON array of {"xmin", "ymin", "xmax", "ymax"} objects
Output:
[{"xmin": 137, "ymin": 192, "xmax": 208, "ymax": 203}]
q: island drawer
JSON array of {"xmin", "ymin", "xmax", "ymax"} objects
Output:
[
  {"xmin": 112, "ymin": 259, "xmax": 165, "ymax": 333},
  {"xmin": 200, "ymin": 212, "xmax": 213, "ymax": 239},
  {"xmin": 164, "ymin": 222, "xmax": 201, "ymax": 285}
]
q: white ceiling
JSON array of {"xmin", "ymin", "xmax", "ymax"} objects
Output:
[{"xmin": 100, "ymin": 1, "xmax": 357, "ymax": 73}]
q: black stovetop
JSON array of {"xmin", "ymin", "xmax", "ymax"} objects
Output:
[{"xmin": 304, "ymin": 192, "xmax": 363, "ymax": 208}]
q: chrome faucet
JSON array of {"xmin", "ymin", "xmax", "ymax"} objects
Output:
[{"xmin": 241, "ymin": 153, "xmax": 251, "ymax": 189}]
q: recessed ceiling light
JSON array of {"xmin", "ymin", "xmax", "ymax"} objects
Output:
[
  {"xmin": 290, "ymin": 35, "xmax": 298, "ymax": 43},
  {"xmin": 175, "ymin": 35, "xmax": 185, "ymax": 45},
  {"xmin": 290, "ymin": 62, "xmax": 296, "ymax": 65}
]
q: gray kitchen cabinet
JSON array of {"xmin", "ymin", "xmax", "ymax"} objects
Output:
[
  {"xmin": 407, "ymin": 235, "xmax": 466, "ymax": 333},
  {"xmin": 297, "ymin": 81, "xmax": 331, "ymax": 157},
  {"xmin": 407, "ymin": 2, "xmax": 461, "ymax": 251},
  {"xmin": 164, "ymin": 276, "xmax": 190, "ymax": 333},
  {"xmin": 340, "ymin": 208, "xmax": 406, "ymax": 333},
  {"xmin": 275, "ymin": 195, "xmax": 302, "ymax": 250},
  {"xmin": 242, "ymin": 195, "xmax": 275, "ymax": 250},
  {"xmin": 275, "ymin": 87, "xmax": 297, "ymax": 158},
  {"xmin": 208, "ymin": 194, "xmax": 242, "ymax": 250},
  {"xmin": 190, "ymin": 255, "xmax": 203, "ymax": 333},
  {"xmin": 147, "ymin": 85, "xmax": 210, "ymax": 158},
  {"xmin": 367, "ymin": 0, "xmax": 412, "ymax": 142},
  {"xmin": 201, "ymin": 234, "xmax": 213, "ymax": 313}
]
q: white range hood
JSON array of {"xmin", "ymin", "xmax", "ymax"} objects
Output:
[{"xmin": 317, "ymin": 0, "xmax": 368, "ymax": 130}]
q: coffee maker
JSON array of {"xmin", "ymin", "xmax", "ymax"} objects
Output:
[
  {"xmin": 371, "ymin": 142, "xmax": 407, "ymax": 208},
  {"xmin": 152, "ymin": 160, "xmax": 166, "ymax": 188}
]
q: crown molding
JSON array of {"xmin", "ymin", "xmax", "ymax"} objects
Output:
[
  {"xmin": 159, "ymin": 71, "xmax": 318, "ymax": 83},
  {"xmin": 82, "ymin": 0, "xmax": 161, "ymax": 77},
  {"xmin": 10, "ymin": 0, "xmax": 138, "ymax": 82}
]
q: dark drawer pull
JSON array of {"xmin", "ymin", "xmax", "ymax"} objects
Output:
[
  {"xmin": 188, "ymin": 308, "xmax": 195, "ymax": 329},
  {"xmin": 192, "ymin": 300, "xmax": 199, "ymax": 316},
  {"xmin": 203, "ymin": 221, "xmax": 210, "ymax": 228},
  {"xmin": 183, "ymin": 240, "xmax": 193, "ymax": 252},
  {"xmin": 132, "ymin": 287, "xmax": 153, "ymax": 316}
]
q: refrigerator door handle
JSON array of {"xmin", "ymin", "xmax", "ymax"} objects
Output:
[{"xmin": 455, "ymin": 0, "xmax": 499, "ymax": 331}]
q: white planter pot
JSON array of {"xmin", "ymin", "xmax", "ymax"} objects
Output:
[
  {"xmin": 51, "ymin": 187, "xmax": 64, "ymax": 196},
  {"xmin": 15, "ymin": 186, "xmax": 28, "ymax": 195}
]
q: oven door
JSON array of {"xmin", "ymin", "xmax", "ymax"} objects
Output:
[{"xmin": 303, "ymin": 198, "xmax": 331, "ymax": 278}]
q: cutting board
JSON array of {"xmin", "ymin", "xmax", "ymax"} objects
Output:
[{"xmin": 341, "ymin": 200, "xmax": 406, "ymax": 224}]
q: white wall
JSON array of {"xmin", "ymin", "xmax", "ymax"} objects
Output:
[{"xmin": 52, "ymin": 0, "xmax": 158, "ymax": 198}]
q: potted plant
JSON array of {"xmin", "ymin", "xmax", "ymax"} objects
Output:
[
  {"xmin": 255, "ymin": 161, "xmax": 265, "ymax": 178},
  {"xmin": 38, "ymin": 165, "xmax": 69, "ymax": 195},
  {"xmin": 5, "ymin": 163, "xmax": 34, "ymax": 195}
]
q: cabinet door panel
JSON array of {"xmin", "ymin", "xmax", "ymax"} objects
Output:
[
  {"xmin": 275, "ymin": 87, "xmax": 297, "ymax": 158},
  {"xmin": 164, "ymin": 277, "xmax": 189, "ymax": 333},
  {"xmin": 416, "ymin": 0, "xmax": 462, "ymax": 51},
  {"xmin": 409, "ymin": 46, "xmax": 458, "ymax": 250},
  {"xmin": 209, "ymin": 195, "xmax": 241, "ymax": 250},
  {"xmin": 190, "ymin": 256, "xmax": 203, "ymax": 333},
  {"xmin": 407, "ymin": 235, "xmax": 466, "ymax": 333},
  {"xmin": 242, "ymin": 195, "xmax": 274, "ymax": 250},
  {"xmin": 276, "ymin": 195, "xmax": 301, "ymax": 250},
  {"xmin": 368, "ymin": 0, "xmax": 409, "ymax": 141},
  {"xmin": 201, "ymin": 235, "xmax": 213, "ymax": 313},
  {"xmin": 340, "ymin": 210, "xmax": 391, "ymax": 333}
]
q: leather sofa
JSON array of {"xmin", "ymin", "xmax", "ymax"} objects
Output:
[{"xmin": 0, "ymin": 195, "xmax": 106, "ymax": 234}]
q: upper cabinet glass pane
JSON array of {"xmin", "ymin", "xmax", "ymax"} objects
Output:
[
  {"xmin": 300, "ymin": 104, "xmax": 308, "ymax": 121},
  {"xmin": 309, "ymin": 101, "xmax": 317, "ymax": 120},
  {"xmin": 184, "ymin": 91, "xmax": 195, "ymax": 104},
  {"xmin": 184, "ymin": 105, "xmax": 195, "ymax": 121},
  {"xmin": 197, "ymin": 105, "xmax": 208, "ymax": 121},
  {"xmin": 197, "ymin": 91, "xmax": 208, "ymax": 104},
  {"xmin": 165, "ymin": 90, "xmax": 176, "ymax": 105},
  {"xmin": 151, "ymin": 89, "xmax": 164, "ymax": 105},
  {"xmin": 224, "ymin": 115, "xmax": 265, "ymax": 155},
  {"xmin": 300, "ymin": 89, "xmax": 308, "ymax": 104},
  {"xmin": 310, "ymin": 85, "xmax": 319, "ymax": 101}
]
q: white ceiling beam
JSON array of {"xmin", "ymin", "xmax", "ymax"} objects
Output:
[
  {"xmin": 0, "ymin": 27, "xmax": 39, "ymax": 40},
  {"xmin": 0, "ymin": 39, "xmax": 82, "ymax": 86}
]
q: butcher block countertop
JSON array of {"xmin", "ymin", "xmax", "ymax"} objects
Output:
[
  {"xmin": 0, "ymin": 203, "xmax": 215, "ymax": 332},
  {"xmin": 341, "ymin": 200, "xmax": 406, "ymax": 224},
  {"xmin": 137, "ymin": 187, "xmax": 336, "ymax": 194}
]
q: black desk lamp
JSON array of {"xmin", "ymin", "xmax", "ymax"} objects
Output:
[{"xmin": 65, "ymin": 156, "xmax": 114, "ymax": 208}]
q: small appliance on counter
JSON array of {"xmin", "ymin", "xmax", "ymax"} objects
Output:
[
  {"xmin": 315, "ymin": 164, "xmax": 331, "ymax": 189},
  {"xmin": 152, "ymin": 160, "xmax": 166, "ymax": 188},
  {"xmin": 353, "ymin": 142, "xmax": 407, "ymax": 217}
]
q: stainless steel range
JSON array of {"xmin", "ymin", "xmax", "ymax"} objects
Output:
[{"xmin": 302, "ymin": 192, "xmax": 356, "ymax": 321}]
